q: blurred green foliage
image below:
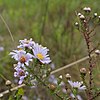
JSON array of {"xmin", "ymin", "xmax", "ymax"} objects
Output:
[{"xmin": 0, "ymin": 0, "xmax": 100, "ymax": 99}]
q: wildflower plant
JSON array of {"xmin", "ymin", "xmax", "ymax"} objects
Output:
[
  {"xmin": 10, "ymin": 38, "xmax": 51, "ymax": 85},
  {"xmin": 75, "ymin": 7, "xmax": 100, "ymax": 99},
  {"xmin": 9, "ymin": 38, "xmax": 62, "ymax": 99},
  {"xmin": 0, "ymin": 7, "xmax": 99, "ymax": 100}
]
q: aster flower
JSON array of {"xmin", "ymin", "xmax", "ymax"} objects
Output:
[
  {"xmin": 68, "ymin": 80, "xmax": 86, "ymax": 90},
  {"xmin": 18, "ymin": 38, "xmax": 35, "ymax": 49},
  {"xmin": 14, "ymin": 67, "xmax": 28, "ymax": 84},
  {"xmin": 50, "ymin": 63, "xmax": 55, "ymax": 69},
  {"xmin": 48, "ymin": 75, "xmax": 57, "ymax": 85},
  {"xmin": 70, "ymin": 93, "xmax": 83, "ymax": 100},
  {"xmin": 10, "ymin": 50, "xmax": 33, "ymax": 67},
  {"xmin": 59, "ymin": 81, "xmax": 65, "ymax": 87},
  {"xmin": 32, "ymin": 43, "xmax": 51, "ymax": 64},
  {"xmin": 59, "ymin": 81, "xmax": 67, "ymax": 94},
  {"xmin": 0, "ymin": 46, "xmax": 4, "ymax": 52}
]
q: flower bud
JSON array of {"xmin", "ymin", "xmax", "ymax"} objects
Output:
[
  {"xmin": 87, "ymin": 7, "xmax": 91, "ymax": 12},
  {"xmin": 42, "ymin": 74, "xmax": 47, "ymax": 78},
  {"xmin": 95, "ymin": 50, "xmax": 100, "ymax": 55},
  {"xmin": 80, "ymin": 68, "xmax": 87, "ymax": 76},
  {"xmin": 48, "ymin": 84, "xmax": 56, "ymax": 91},
  {"xmin": 5, "ymin": 80, "xmax": 12, "ymax": 86},
  {"xmin": 80, "ymin": 15, "xmax": 85, "ymax": 20},
  {"xmin": 98, "ymin": 16, "xmax": 100, "ymax": 20},
  {"xmin": 48, "ymin": 68, "xmax": 51, "ymax": 72},
  {"xmin": 83, "ymin": 20, "xmax": 86, "ymax": 23},
  {"xmin": 13, "ymin": 64, "xmax": 17, "ymax": 67},
  {"xmin": 83, "ymin": 7, "xmax": 91, "ymax": 12},
  {"xmin": 94, "ymin": 13, "xmax": 98, "ymax": 17},
  {"xmin": 77, "ymin": 13, "xmax": 81, "ymax": 17},
  {"xmin": 62, "ymin": 88, "xmax": 67, "ymax": 94},
  {"xmin": 83, "ymin": 7, "xmax": 87, "ymax": 11},
  {"xmin": 75, "ymin": 22, "xmax": 79, "ymax": 26},
  {"xmin": 59, "ymin": 75, "xmax": 63, "ymax": 79},
  {"xmin": 65, "ymin": 73, "xmax": 71, "ymax": 80},
  {"xmin": 0, "ymin": 93, "xmax": 3, "ymax": 98}
]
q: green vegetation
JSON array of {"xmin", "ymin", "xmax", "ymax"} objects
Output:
[{"xmin": 0, "ymin": 0, "xmax": 100, "ymax": 99}]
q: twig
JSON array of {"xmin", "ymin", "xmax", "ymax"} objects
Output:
[
  {"xmin": 0, "ymin": 14, "xmax": 14, "ymax": 42},
  {"xmin": 0, "ymin": 84, "xmax": 25, "ymax": 98},
  {"xmin": 82, "ymin": 21, "xmax": 94, "ymax": 99},
  {"xmin": 50, "ymin": 54, "xmax": 95, "ymax": 74},
  {"xmin": 90, "ymin": 91, "xmax": 100, "ymax": 100}
]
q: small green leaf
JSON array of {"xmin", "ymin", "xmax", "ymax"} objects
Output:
[
  {"xmin": 73, "ymin": 88, "xmax": 78, "ymax": 96},
  {"xmin": 8, "ymin": 95, "xmax": 13, "ymax": 100},
  {"xmin": 18, "ymin": 88, "xmax": 24, "ymax": 95}
]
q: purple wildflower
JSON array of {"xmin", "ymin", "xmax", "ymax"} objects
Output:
[
  {"xmin": 14, "ymin": 67, "xmax": 28, "ymax": 84},
  {"xmin": 32, "ymin": 43, "xmax": 51, "ymax": 64},
  {"xmin": 68, "ymin": 80, "xmax": 86, "ymax": 90},
  {"xmin": 48, "ymin": 75, "xmax": 57, "ymax": 85},
  {"xmin": 50, "ymin": 63, "xmax": 55, "ymax": 69},
  {"xmin": 18, "ymin": 38, "xmax": 35, "ymax": 49},
  {"xmin": 10, "ymin": 50, "xmax": 33, "ymax": 67},
  {"xmin": 0, "ymin": 46, "xmax": 4, "ymax": 52},
  {"xmin": 70, "ymin": 93, "xmax": 83, "ymax": 100}
]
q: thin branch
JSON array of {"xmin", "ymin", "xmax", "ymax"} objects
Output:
[
  {"xmin": 50, "ymin": 54, "xmax": 95, "ymax": 74},
  {"xmin": 90, "ymin": 91, "xmax": 100, "ymax": 100},
  {"xmin": 0, "ymin": 84, "xmax": 25, "ymax": 98},
  {"xmin": 0, "ymin": 14, "xmax": 14, "ymax": 42}
]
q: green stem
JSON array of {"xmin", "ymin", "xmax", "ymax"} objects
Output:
[
  {"xmin": 34, "ymin": 74, "xmax": 63, "ymax": 100},
  {"xmin": 0, "ymin": 74, "xmax": 7, "ymax": 81},
  {"xmin": 81, "ymin": 76, "xmax": 88, "ymax": 95}
]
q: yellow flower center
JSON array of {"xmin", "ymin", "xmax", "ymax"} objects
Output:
[
  {"xmin": 19, "ymin": 71, "xmax": 25, "ymax": 76},
  {"xmin": 18, "ymin": 48, "xmax": 23, "ymax": 50},
  {"xmin": 20, "ymin": 56, "xmax": 26, "ymax": 63},
  {"xmin": 37, "ymin": 53, "xmax": 44, "ymax": 60},
  {"xmin": 25, "ymin": 40, "xmax": 29, "ymax": 44}
]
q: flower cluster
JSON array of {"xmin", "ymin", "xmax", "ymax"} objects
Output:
[
  {"xmin": 17, "ymin": 38, "xmax": 35, "ymax": 49},
  {"xmin": 8, "ymin": 7, "xmax": 99, "ymax": 100},
  {"xmin": 48, "ymin": 74, "xmax": 86, "ymax": 99},
  {"xmin": 10, "ymin": 38, "xmax": 51, "ymax": 84},
  {"xmin": 48, "ymin": 75, "xmax": 67, "ymax": 93}
]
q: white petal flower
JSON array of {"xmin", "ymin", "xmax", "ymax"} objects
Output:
[
  {"xmin": 68, "ymin": 80, "xmax": 86, "ymax": 90},
  {"xmin": 48, "ymin": 75, "xmax": 57, "ymax": 85},
  {"xmin": 32, "ymin": 43, "xmax": 51, "ymax": 64},
  {"xmin": 14, "ymin": 67, "xmax": 28, "ymax": 84},
  {"xmin": 18, "ymin": 38, "xmax": 35, "ymax": 49},
  {"xmin": 10, "ymin": 50, "xmax": 33, "ymax": 67},
  {"xmin": 70, "ymin": 93, "xmax": 83, "ymax": 100}
]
